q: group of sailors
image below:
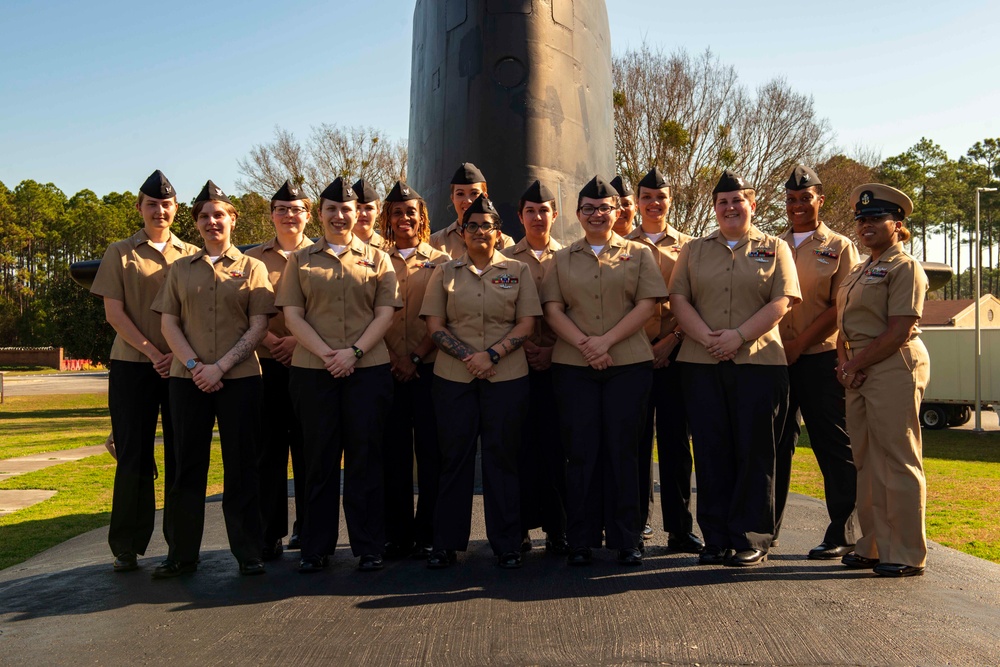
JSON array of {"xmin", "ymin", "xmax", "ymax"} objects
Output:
[{"xmin": 91, "ymin": 160, "xmax": 930, "ymax": 580}]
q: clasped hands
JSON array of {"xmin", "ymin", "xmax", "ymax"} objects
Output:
[
  {"xmin": 836, "ymin": 362, "xmax": 867, "ymax": 389},
  {"xmin": 577, "ymin": 335, "xmax": 613, "ymax": 371},
  {"xmin": 703, "ymin": 329, "xmax": 743, "ymax": 361}
]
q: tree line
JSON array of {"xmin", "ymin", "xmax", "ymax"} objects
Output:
[{"xmin": 1, "ymin": 46, "xmax": 997, "ymax": 360}]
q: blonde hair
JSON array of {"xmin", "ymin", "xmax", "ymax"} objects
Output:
[
  {"xmin": 136, "ymin": 192, "xmax": 176, "ymax": 207},
  {"xmin": 192, "ymin": 199, "xmax": 239, "ymax": 221},
  {"xmin": 713, "ymin": 188, "xmax": 756, "ymax": 206}
]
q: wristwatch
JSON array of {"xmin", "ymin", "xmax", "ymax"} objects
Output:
[
  {"xmin": 351, "ymin": 345, "xmax": 365, "ymax": 360},
  {"xmin": 410, "ymin": 353, "xmax": 422, "ymax": 366},
  {"xmin": 185, "ymin": 358, "xmax": 200, "ymax": 370},
  {"xmin": 487, "ymin": 348, "xmax": 501, "ymax": 365}
]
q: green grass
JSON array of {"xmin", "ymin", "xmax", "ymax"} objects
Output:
[
  {"xmin": 0, "ymin": 365, "xmax": 61, "ymax": 374},
  {"xmin": 0, "ymin": 394, "xmax": 113, "ymax": 459}
]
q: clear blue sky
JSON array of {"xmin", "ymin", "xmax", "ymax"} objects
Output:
[{"xmin": 2, "ymin": 0, "xmax": 997, "ymax": 205}]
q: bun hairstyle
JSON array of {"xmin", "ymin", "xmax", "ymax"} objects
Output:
[{"xmin": 898, "ymin": 224, "xmax": 912, "ymax": 242}]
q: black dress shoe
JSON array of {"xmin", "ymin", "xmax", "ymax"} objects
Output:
[
  {"xmin": 358, "ymin": 554, "xmax": 384, "ymax": 571},
  {"xmin": 297, "ymin": 555, "xmax": 328, "ymax": 573},
  {"xmin": 427, "ymin": 549, "xmax": 457, "ymax": 569},
  {"xmin": 384, "ymin": 542, "xmax": 413, "ymax": 560},
  {"xmin": 841, "ymin": 552, "xmax": 880, "ymax": 569},
  {"xmin": 262, "ymin": 539, "xmax": 283, "ymax": 561},
  {"xmin": 874, "ymin": 562, "xmax": 925, "ymax": 577},
  {"xmin": 498, "ymin": 551, "xmax": 523, "ymax": 569},
  {"xmin": 520, "ymin": 534, "xmax": 533, "ymax": 553},
  {"xmin": 411, "ymin": 543, "xmax": 433, "ymax": 559},
  {"xmin": 152, "ymin": 559, "xmax": 197, "ymax": 579},
  {"xmin": 808, "ymin": 542, "xmax": 855, "ymax": 560},
  {"xmin": 567, "ymin": 547, "xmax": 592, "ymax": 566},
  {"xmin": 617, "ymin": 548, "xmax": 643, "ymax": 566},
  {"xmin": 726, "ymin": 548, "xmax": 768, "ymax": 567},
  {"xmin": 286, "ymin": 533, "xmax": 301, "ymax": 550},
  {"xmin": 544, "ymin": 533, "xmax": 569, "ymax": 555},
  {"xmin": 113, "ymin": 552, "xmax": 138, "ymax": 572},
  {"xmin": 641, "ymin": 524, "xmax": 654, "ymax": 540},
  {"xmin": 699, "ymin": 545, "xmax": 730, "ymax": 565},
  {"xmin": 667, "ymin": 532, "xmax": 706, "ymax": 554},
  {"xmin": 239, "ymin": 559, "xmax": 266, "ymax": 576}
]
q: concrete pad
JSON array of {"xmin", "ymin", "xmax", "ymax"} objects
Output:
[
  {"xmin": 0, "ymin": 445, "xmax": 109, "ymax": 482},
  {"xmin": 0, "ymin": 490, "xmax": 57, "ymax": 516},
  {"xmin": 0, "ymin": 492, "xmax": 998, "ymax": 666}
]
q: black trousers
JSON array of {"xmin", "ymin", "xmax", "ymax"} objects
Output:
[
  {"xmin": 553, "ymin": 362, "xmax": 652, "ymax": 551},
  {"xmin": 681, "ymin": 362, "xmax": 788, "ymax": 551},
  {"xmin": 775, "ymin": 350, "xmax": 857, "ymax": 545},
  {"xmin": 290, "ymin": 365, "xmax": 391, "ymax": 558},
  {"xmin": 519, "ymin": 368, "xmax": 567, "ymax": 537},
  {"xmin": 107, "ymin": 360, "xmax": 174, "ymax": 557},
  {"xmin": 258, "ymin": 359, "xmax": 304, "ymax": 544},
  {"xmin": 432, "ymin": 375, "xmax": 528, "ymax": 555},
  {"xmin": 382, "ymin": 362, "xmax": 440, "ymax": 548},
  {"xmin": 638, "ymin": 358, "xmax": 695, "ymax": 536},
  {"xmin": 165, "ymin": 376, "xmax": 263, "ymax": 563}
]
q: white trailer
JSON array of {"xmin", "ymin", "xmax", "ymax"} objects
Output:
[{"xmin": 917, "ymin": 327, "xmax": 1000, "ymax": 429}]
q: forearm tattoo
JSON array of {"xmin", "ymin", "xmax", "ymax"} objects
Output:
[
  {"xmin": 432, "ymin": 330, "xmax": 478, "ymax": 360},
  {"xmin": 498, "ymin": 335, "xmax": 527, "ymax": 354},
  {"xmin": 220, "ymin": 317, "xmax": 267, "ymax": 371}
]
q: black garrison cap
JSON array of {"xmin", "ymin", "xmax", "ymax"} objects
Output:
[
  {"xmin": 451, "ymin": 162, "xmax": 487, "ymax": 185},
  {"xmin": 712, "ymin": 170, "xmax": 752, "ymax": 195},
  {"xmin": 319, "ymin": 177, "xmax": 358, "ymax": 202},
  {"xmin": 785, "ymin": 165, "xmax": 822, "ymax": 191},
  {"xmin": 462, "ymin": 194, "xmax": 499, "ymax": 224},
  {"xmin": 850, "ymin": 183, "xmax": 913, "ymax": 219},
  {"xmin": 579, "ymin": 175, "xmax": 618, "ymax": 200},
  {"xmin": 194, "ymin": 180, "xmax": 232, "ymax": 204},
  {"xmin": 385, "ymin": 181, "xmax": 421, "ymax": 202},
  {"xmin": 609, "ymin": 174, "xmax": 634, "ymax": 197},
  {"xmin": 351, "ymin": 178, "xmax": 380, "ymax": 203},
  {"xmin": 637, "ymin": 167, "xmax": 669, "ymax": 191},
  {"xmin": 272, "ymin": 179, "xmax": 305, "ymax": 201},
  {"xmin": 139, "ymin": 170, "xmax": 175, "ymax": 199},
  {"xmin": 521, "ymin": 179, "xmax": 555, "ymax": 203}
]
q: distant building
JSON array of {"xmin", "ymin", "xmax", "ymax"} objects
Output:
[{"xmin": 921, "ymin": 294, "xmax": 1000, "ymax": 328}]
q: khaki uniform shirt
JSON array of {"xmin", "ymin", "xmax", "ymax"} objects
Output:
[
  {"xmin": 245, "ymin": 236, "xmax": 314, "ymax": 359},
  {"xmin": 91, "ymin": 229, "xmax": 200, "ymax": 363},
  {"xmin": 385, "ymin": 242, "xmax": 451, "ymax": 362},
  {"xmin": 501, "ymin": 236, "xmax": 563, "ymax": 346},
  {"xmin": 428, "ymin": 220, "xmax": 515, "ymax": 259},
  {"xmin": 420, "ymin": 252, "xmax": 541, "ymax": 383},
  {"xmin": 539, "ymin": 235, "xmax": 668, "ymax": 367},
  {"xmin": 151, "ymin": 246, "xmax": 276, "ymax": 379},
  {"xmin": 836, "ymin": 242, "xmax": 926, "ymax": 345},
  {"xmin": 275, "ymin": 235, "xmax": 401, "ymax": 369},
  {"xmin": 364, "ymin": 230, "xmax": 388, "ymax": 250},
  {"xmin": 668, "ymin": 225, "xmax": 801, "ymax": 366},
  {"xmin": 778, "ymin": 222, "xmax": 861, "ymax": 355},
  {"xmin": 625, "ymin": 224, "xmax": 692, "ymax": 341}
]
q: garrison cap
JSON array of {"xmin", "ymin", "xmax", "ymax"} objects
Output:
[
  {"xmin": 851, "ymin": 183, "xmax": 913, "ymax": 219},
  {"xmin": 579, "ymin": 175, "xmax": 618, "ymax": 200},
  {"xmin": 461, "ymin": 194, "xmax": 499, "ymax": 225},
  {"xmin": 785, "ymin": 165, "xmax": 822, "ymax": 191},
  {"xmin": 272, "ymin": 179, "xmax": 305, "ymax": 201},
  {"xmin": 637, "ymin": 167, "xmax": 669, "ymax": 191},
  {"xmin": 194, "ymin": 180, "xmax": 232, "ymax": 205},
  {"xmin": 610, "ymin": 174, "xmax": 634, "ymax": 197},
  {"xmin": 451, "ymin": 162, "xmax": 487, "ymax": 185},
  {"xmin": 713, "ymin": 170, "xmax": 752, "ymax": 195},
  {"xmin": 140, "ymin": 170, "xmax": 176, "ymax": 199},
  {"xmin": 385, "ymin": 181, "xmax": 422, "ymax": 202},
  {"xmin": 319, "ymin": 177, "xmax": 358, "ymax": 202},
  {"xmin": 520, "ymin": 179, "xmax": 555, "ymax": 204},
  {"xmin": 351, "ymin": 178, "xmax": 380, "ymax": 204}
]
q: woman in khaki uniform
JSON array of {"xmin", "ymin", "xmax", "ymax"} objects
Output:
[
  {"xmin": 541, "ymin": 176, "xmax": 666, "ymax": 567},
  {"xmin": 421, "ymin": 195, "xmax": 541, "ymax": 569},
  {"xmin": 151, "ymin": 181, "xmax": 276, "ymax": 578},
  {"xmin": 244, "ymin": 180, "xmax": 313, "ymax": 559},
  {"xmin": 668, "ymin": 171, "xmax": 800, "ymax": 567},
  {"xmin": 378, "ymin": 181, "xmax": 450, "ymax": 559},
  {"xmin": 278, "ymin": 177, "xmax": 401, "ymax": 574},
  {"xmin": 610, "ymin": 174, "xmax": 636, "ymax": 237},
  {"xmin": 625, "ymin": 167, "xmax": 703, "ymax": 554},
  {"xmin": 428, "ymin": 162, "xmax": 514, "ymax": 256},
  {"xmin": 836, "ymin": 183, "xmax": 929, "ymax": 578},
  {"xmin": 91, "ymin": 170, "xmax": 198, "ymax": 572},
  {"xmin": 353, "ymin": 178, "xmax": 388, "ymax": 249},
  {"xmin": 501, "ymin": 180, "xmax": 565, "ymax": 553}
]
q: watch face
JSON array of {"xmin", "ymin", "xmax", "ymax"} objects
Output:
[{"xmin": 186, "ymin": 359, "xmax": 197, "ymax": 369}]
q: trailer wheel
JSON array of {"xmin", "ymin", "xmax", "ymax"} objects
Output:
[
  {"xmin": 948, "ymin": 406, "xmax": 972, "ymax": 426},
  {"xmin": 920, "ymin": 404, "xmax": 948, "ymax": 430}
]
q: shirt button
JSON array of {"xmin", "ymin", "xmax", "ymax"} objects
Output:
[{"xmin": 724, "ymin": 288, "xmax": 728, "ymax": 292}]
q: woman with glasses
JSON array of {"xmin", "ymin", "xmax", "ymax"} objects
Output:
[
  {"xmin": 541, "ymin": 176, "xmax": 667, "ymax": 567},
  {"xmin": 420, "ymin": 195, "xmax": 541, "ymax": 569},
  {"xmin": 428, "ymin": 162, "xmax": 514, "ymax": 257}
]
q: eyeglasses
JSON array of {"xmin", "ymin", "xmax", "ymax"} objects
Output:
[
  {"xmin": 274, "ymin": 206, "xmax": 308, "ymax": 216},
  {"xmin": 463, "ymin": 222, "xmax": 499, "ymax": 233},
  {"xmin": 578, "ymin": 204, "xmax": 619, "ymax": 216}
]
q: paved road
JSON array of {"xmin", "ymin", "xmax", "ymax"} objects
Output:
[
  {"xmin": 1, "ymin": 372, "xmax": 108, "ymax": 397},
  {"xmin": 1, "ymin": 492, "xmax": 998, "ymax": 666}
]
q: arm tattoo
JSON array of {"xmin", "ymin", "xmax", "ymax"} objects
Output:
[
  {"xmin": 220, "ymin": 316, "xmax": 267, "ymax": 371},
  {"xmin": 497, "ymin": 335, "xmax": 527, "ymax": 355},
  {"xmin": 432, "ymin": 330, "xmax": 478, "ymax": 360}
]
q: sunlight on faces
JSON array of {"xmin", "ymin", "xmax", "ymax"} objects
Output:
[
  {"xmin": 713, "ymin": 190, "xmax": 755, "ymax": 240},
  {"xmin": 577, "ymin": 196, "xmax": 618, "ymax": 243},
  {"xmin": 637, "ymin": 186, "xmax": 671, "ymax": 226},
  {"xmin": 137, "ymin": 195, "xmax": 177, "ymax": 231},
  {"xmin": 461, "ymin": 212, "xmax": 500, "ymax": 253},
  {"xmin": 518, "ymin": 200, "xmax": 557, "ymax": 246},
  {"xmin": 613, "ymin": 194, "xmax": 636, "ymax": 235},
  {"xmin": 195, "ymin": 201, "xmax": 237, "ymax": 246},
  {"xmin": 320, "ymin": 199, "xmax": 357, "ymax": 244},
  {"xmin": 451, "ymin": 183, "xmax": 486, "ymax": 218},
  {"xmin": 785, "ymin": 188, "xmax": 824, "ymax": 231},
  {"xmin": 270, "ymin": 199, "xmax": 309, "ymax": 237},
  {"xmin": 856, "ymin": 214, "xmax": 902, "ymax": 254},
  {"xmin": 389, "ymin": 201, "xmax": 422, "ymax": 247},
  {"xmin": 356, "ymin": 200, "xmax": 380, "ymax": 239}
]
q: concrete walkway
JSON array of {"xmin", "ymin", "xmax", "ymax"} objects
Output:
[
  {"xmin": 0, "ymin": 444, "xmax": 109, "ymax": 516},
  {"xmin": 1, "ymin": 491, "xmax": 998, "ymax": 666}
]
